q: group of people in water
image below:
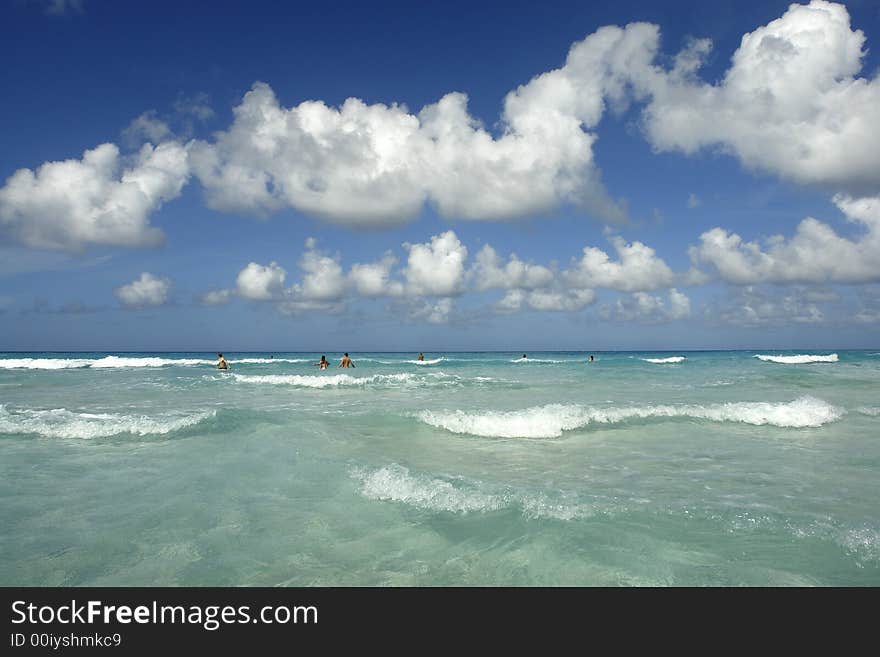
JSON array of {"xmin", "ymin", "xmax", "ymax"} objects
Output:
[
  {"xmin": 314, "ymin": 353, "xmax": 354, "ymax": 369},
  {"xmin": 219, "ymin": 352, "xmax": 595, "ymax": 369},
  {"xmin": 215, "ymin": 352, "xmax": 355, "ymax": 370}
]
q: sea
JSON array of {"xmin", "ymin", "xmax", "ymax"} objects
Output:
[{"xmin": 1, "ymin": 350, "xmax": 878, "ymax": 586}]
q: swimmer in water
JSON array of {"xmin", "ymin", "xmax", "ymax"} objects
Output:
[
  {"xmin": 522, "ymin": 354, "xmax": 527, "ymax": 359},
  {"xmin": 589, "ymin": 355, "xmax": 594, "ymax": 362},
  {"xmin": 217, "ymin": 353, "xmax": 228, "ymax": 370},
  {"xmin": 417, "ymin": 353, "xmax": 424, "ymax": 361},
  {"xmin": 315, "ymin": 355, "xmax": 329, "ymax": 370},
  {"xmin": 339, "ymin": 353, "xmax": 355, "ymax": 368}
]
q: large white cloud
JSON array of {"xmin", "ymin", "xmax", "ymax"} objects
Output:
[
  {"xmin": 0, "ymin": 141, "xmax": 189, "ymax": 251},
  {"xmin": 689, "ymin": 194, "xmax": 880, "ymax": 284},
  {"xmin": 187, "ymin": 23, "xmax": 664, "ymax": 226},
  {"xmin": 115, "ymin": 272, "xmax": 170, "ymax": 307},
  {"xmin": 623, "ymin": 1, "xmax": 880, "ymax": 193},
  {"xmin": 564, "ymin": 236, "xmax": 675, "ymax": 291}
]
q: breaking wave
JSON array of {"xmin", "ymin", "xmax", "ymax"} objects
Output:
[
  {"xmin": 415, "ymin": 396, "xmax": 843, "ymax": 438},
  {"xmin": 353, "ymin": 464, "xmax": 507, "ymax": 513},
  {"xmin": 352, "ymin": 464, "xmax": 597, "ymax": 519},
  {"xmin": 89, "ymin": 356, "xmax": 212, "ymax": 368},
  {"xmin": 754, "ymin": 354, "xmax": 839, "ymax": 364},
  {"xmin": 642, "ymin": 356, "xmax": 686, "ymax": 364},
  {"xmin": 0, "ymin": 356, "xmax": 212, "ymax": 369},
  {"xmin": 0, "ymin": 358, "xmax": 93, "ymax": 369},
  {"xmin": 0, "ymin": 355, "xmax": 314, "ymax": 369},
  {"xmin": 511, "ymin": 357, "xmax": 566, "ymax": 363},
  {"xmin": 0, "ymin": 405, "xmax": 215, "ymax": 439},
  {"xmin": 227, "ymin": 358, "xmax": 311, "ymax": 364},
  {"xmin": 406, "ymin": 358, "xmax": 445, "ymax": 365},
  {"xmin": 228, "ymin": 372, "xmax": 473, "ymax": 388}
]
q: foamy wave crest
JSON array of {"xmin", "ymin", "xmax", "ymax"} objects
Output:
[
  {"xmin": 0, "ymin": 358, "xmax": 93, "ymax": 369},
  {"xmin": 415, "ymin": 396, "xmax": 843, "ymax": 438},
  {"xmin": 89, "ymin": 356, "xmax": 212, "ymax": 368},
  {"xmin": 0, "ymin": 405, "xmax": 214, "ymax": 439},
  {"xmin": 406, "ymin": 357, "xmax": 445, "ymax": 365},
  {"xmin": 353, "ymin": 465, "xmax": 599, "ymax": 519},
  {"xmin": 511, "ymin": 357, "xmax": 566, "ymax": 363},
  {"xmin": 642, "ymin": 356, "xmax": 686, "ymax": 364},
  {"xmin": 754, "ymin": 353, "xmax": 839, "ymax": 364},
  {"xmin": 856, "ymin": 407, "xmax": 880, "ymax": 416},
  {"xmin": 228, "ymin": 358, "xmax": 311, "ymax": 364},
  {"xmin": 0, "ymin": 357, "xmax": 215, "ymax": 369},
  {"xmin": 353, "ymin": 464, "xmax": 507, "ymax": 513},
  {"xmin": 231, "ymin": 372, "xmax": 424, "ymax": 388}
]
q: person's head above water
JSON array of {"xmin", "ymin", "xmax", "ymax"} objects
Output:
[
  {"xmin": 218, "ymin": 353, "xmax": 223, "ymax": 358},
  {"xmin": 523, "ymin": 354, "xmax": 527, "ymax": 358}
]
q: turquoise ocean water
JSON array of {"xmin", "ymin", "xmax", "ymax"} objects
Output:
[{"xmin": 1, "ymin": 350, "xmax": 878, "ymax": 586}]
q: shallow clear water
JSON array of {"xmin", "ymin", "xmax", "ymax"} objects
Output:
[{"xmin": 1, "ymin": 350, "xmax": 878, "ymax": 586}]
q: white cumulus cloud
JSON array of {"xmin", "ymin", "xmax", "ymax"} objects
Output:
[
  {"xmin": 409, "ymin": 298, "xmax": 454, "ymax": 324},
  {"xmin": 601, "ymin": 288, "xmax": 692, "ymax": 322},
  {"xmin": 349, "ymin": 252, "xmax": 404, "ymax": 297},
  {"xmin": 115, "ymin": 272, "xmax": 170, "ymax": 307},
  {"xmin": 236, "ymin": 261, "xmax": 286, "ymax": 300},
  {"xmin": 403, "ymin": 230, "xmax": 468, "ymax": 296},
  {"xmin": 187, "ymin": 24, "xmax": 659, "ymax": 227},
  {"xmin": 470, "ymin": 244, "xmax": 554, "ymax": 291},
  {"xmin": 495, "ymin": 287, "xmax": 596, "ymax": 312},
  {"xmin": 564, "ymin": 236, "xmax": 675, "ymax": 291},
  {"xmin": 200, "ymin": 289, "xmax": 232, "ymax": 305},
  {"xmin": 689, "ymin": 194, "xmax": 880, "ymax": 284},
  {"xmin": 624, "ymin": 1, "xmax": 880, "ymax": 194},
  {"xmin": 0, "ymin": 141, "xmax": 190, "ymax": 251}
]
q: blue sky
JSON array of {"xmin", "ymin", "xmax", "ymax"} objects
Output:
[{"xmin": 1, "ymin": 0, "xmax": 879, "ymax": 351}]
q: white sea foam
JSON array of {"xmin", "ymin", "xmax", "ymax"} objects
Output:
[
  {"xmin": 406, "ymin": 357, "xmax": 445, "ymax": 365},
  {"xmin": 642, "ymin": 356, "xmax": 686, "ymax": 364},
  {"xmin": 754, "ymin": 353, "xmax": 839, "ymax": 364},
  {"xmin": 415, "ymin": 397, "xmax": 843, "ymax": 438},
  {"xmin": 855, "ymin": 406, "xmax": 880, "ymax": 416},
  {"xmin": 230, "ymin": 372, "xmax": 425, "ymax": 388},
  {"xmin": 0, "ymin": 405, "xmax": 214, "ymax": 439},
  {"xmin": 353, "ymin": 465, "xmax": 598, "ymax": 519},
  {"xmin": 0, "ymin": 358, "xmax": 93, "ymax": 369},
  {"xmin": 228, "ymin": 358, "xmax": 311, "ymax": 364},
  {"xmin": 0, "ymin": 356, "xmax": 213, "ymax": 369},
  {"xmin": 0, "ymin": 355, "xmax": 319, "ymax": 369},
  {"xmin": 89, "ymin": 356, "xmax": 212, "ymax": 368},
  {"xmin": 511, "ymin": 357, "xmax": 566, "ymax": 363},
  {"xmin": 837, "ymin": 527, "xmax": 880, "ymax": 563},
  {"xmin": 354, "ymin": 464, "xmax": 507, "ymax": 514}
]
